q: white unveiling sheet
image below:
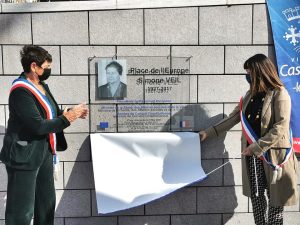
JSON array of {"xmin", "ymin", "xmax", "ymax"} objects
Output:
[{"xmin": 90, "ymin": 132, "xmax": 207, "ymax": 214}]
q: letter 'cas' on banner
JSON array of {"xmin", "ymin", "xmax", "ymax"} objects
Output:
[
  {"xmin": 266, "ymin": 0, "xmax": 300, "ymax": 153},
  {"xmin": 90, "ymin": 132, "xmax": 207, "ymax": 214}
]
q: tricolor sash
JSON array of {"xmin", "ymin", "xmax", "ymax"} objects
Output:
[
  {"xmin": 11, "ymin": 78, "xmax": 60, "ymax": 178},
  {"xmin": 239, "ymin": 97, "xmax": 293, "ymax": 184}
]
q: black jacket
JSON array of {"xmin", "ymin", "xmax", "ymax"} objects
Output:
[
  {"xmin": 98, "ymin": 82, "xmax": 127, "ymax": 99},
  {"xmin": 0, "ymin": 74, "xmax": 70, "ymax": 170}
]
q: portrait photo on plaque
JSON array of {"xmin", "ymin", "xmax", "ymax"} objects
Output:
[{"xmin": 97, "ymin": 59, "xmax": 127, "ymax": 100}]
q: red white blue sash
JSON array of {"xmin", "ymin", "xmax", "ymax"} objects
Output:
[
  {"xmin": 10, "ymin": 78, "xmax": 57, "ymax": 157},
  {"xmin": 239, "ymin": 96, "xmax": 293, "ymax": 183}
]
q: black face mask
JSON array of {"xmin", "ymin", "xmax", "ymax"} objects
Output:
[
  {"xmin": 39, "ymin": 68, "xmax": 51, "ymax": 81},
  {"xmin": 245, "ymin": 73, "xmax": 251, "ymax": 84}
]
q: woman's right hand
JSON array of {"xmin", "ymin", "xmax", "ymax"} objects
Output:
[
  {"xmin": 199, "ymin": 130, "xmax": 207, "ymax": 142},
  {"xmin": 63, "ymin": 103, "xmax": 89, "ymax": 123},
  {"xmin": 63, "ymin": 107, "xmax": 76, "ymax": 123}
]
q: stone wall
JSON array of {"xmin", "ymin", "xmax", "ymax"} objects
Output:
[{"xmin": 0, "ymin": 1, "xmax": 299, "ymax": 225}]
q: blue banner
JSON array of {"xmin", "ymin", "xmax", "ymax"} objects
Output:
[{"xmin": 267, "ymin": 0, "xmax": 300, "ymax": 153}]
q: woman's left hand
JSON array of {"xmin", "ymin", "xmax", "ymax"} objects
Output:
[
  {"xmin": 79, "ymin": 107, "xmax": 89, "ymax": 119},
  {"xmin": 242, "ymin": 147, "xmax": 253, "ymax": 156}
]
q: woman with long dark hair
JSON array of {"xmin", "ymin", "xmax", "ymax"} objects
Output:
[{"xmin": 200, "ymin": 54, "xmax": 298, "ymax": 225}]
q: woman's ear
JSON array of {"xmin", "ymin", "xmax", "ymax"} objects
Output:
[{"xmin": 30, "ymin": 62, "xmax": 37, "ymax": 73}]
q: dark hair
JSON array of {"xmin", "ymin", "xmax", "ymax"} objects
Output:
[
  {"xmin": 243, "ymin": 54, "xmax": 283, "ymax": 96},
  {"xmin": 105, "ymin": 61, "xmax": 123, "ymax": 75},
  {"xmin": 20, "ymin": 45, "xmax": 52, "ymax": 73}
]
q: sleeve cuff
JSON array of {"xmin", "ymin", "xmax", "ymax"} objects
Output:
[
  {"xmin": 58, "ymin": 109, "xmax": 64, "ymax": 116},
  {"xmin": 205, "ymin": 126, "xmax": 218, "ymax": 139},
  {"xmin": 59, "ymin": 115, "xmax": 71, "ymax": 127}
]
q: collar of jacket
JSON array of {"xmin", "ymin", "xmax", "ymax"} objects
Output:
[
  {"xmin": 19, "ymin": 72, "xmax": 61, "ymax": 118},
  {"xmin": 19, "ymin": 72, "xmax": 51, "ymax": 92}
]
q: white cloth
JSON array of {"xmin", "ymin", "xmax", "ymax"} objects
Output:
[{"xmin": 90, "ymin": 132, "xmax": 207, "ymax": 214}]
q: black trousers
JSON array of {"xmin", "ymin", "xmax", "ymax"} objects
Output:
[
  {"xmin": 5, "ymin": 147, "xmax": 55, "ymax": 225},
  {"xmin": 247, "ymin": 156, "xmax": 284, "ymax": 225}
]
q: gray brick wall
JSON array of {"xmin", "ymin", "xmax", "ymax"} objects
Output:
[
  {"xmin": 2, "ymin": 45, "xmax": 23, "ymax": 75},
  {"xmin": 253, "ymin": 4, "xmax": 273, "ymax": 44},
  {"xmin": 2, "ymin": 45, "xmax": 60, "ymax": 75},
  {"xmin": 198, "ymin": 75, "xmax": 248, "ymax": 102},
  {"xmin": 0, "ymin": 14, "xmax": 31, "ymax": 44},
  {"xmin": 90, "ymin": 10, "xmax": 143, "ymax": 45},
  {"xmin": 0, "ymin": 106, "xmax": 5, "ymax": 134},
  {"xmin": 145, "ymin": 8, "xmax": 198, "ymax": 45},
  {"xmin": 172, "ymin": 46, "xmax": 225, "ymax": 74},
  {"xmin": 0, "ymin": 2, "xmax": 299, "ymax": 225},
  {"xmin": 225, "ymin": 46, "xmax": 274, "ymax": 74},
  {"xmin": 32, "ymin": 12, "xmax": 89, "ymax": 45},
  {"xmin": 0, "ymin": 46, "xmax": 2, "ymax": 75},
  {"xmin": 199, "ymin": 5, "xmax": 252, "ymax": 45},
  {"xmin": 61, "ymin": 46, "xmax": 115, "ymax": 75}
]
